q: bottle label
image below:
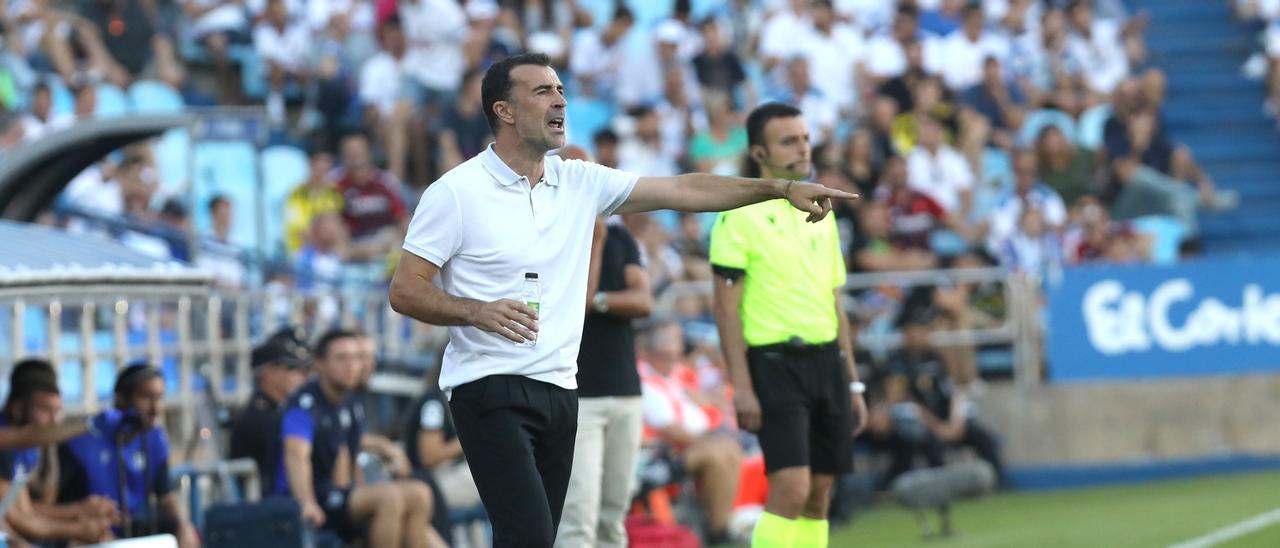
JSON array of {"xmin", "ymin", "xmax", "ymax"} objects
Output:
[{"xmin": 527, "ymin": 301, "xmax": 540, "ymax": 313}]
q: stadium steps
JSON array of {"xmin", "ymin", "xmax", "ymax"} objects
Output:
[{"xmin": 1131, "ymin": 0, "xmax": 1280, "ymax": 252}]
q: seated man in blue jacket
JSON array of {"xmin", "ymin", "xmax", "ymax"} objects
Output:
[
  {"xmin": 275, "ymin": 329, "xmax": 445, "ymax": 547},
  {"xmin": 57, "ymin": 362, "xmax": 200, "ymax": 547}
]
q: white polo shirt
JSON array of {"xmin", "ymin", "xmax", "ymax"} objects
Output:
[{"xmin": 403, "ymin": 145, "xmax": 638, "ymax": 394}]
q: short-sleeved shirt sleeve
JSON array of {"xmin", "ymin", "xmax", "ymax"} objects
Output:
[
  {"xmin": 708, "ymin": 210, "xmax": 750, "ymax": 271},
  {"xmin": 281, "ymin": 406, "xmax": 315, "ymax": 443},
  {"xmin": 403, "ymin": 180, "xmax": 464, "ymax": 267},
  {"xmin": 563, "ymin": 160, "xmax": 638, "ymax": 217}
]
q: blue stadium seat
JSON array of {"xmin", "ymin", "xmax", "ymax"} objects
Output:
[
  {"xmin": 1131, "ymin": 215, "xmax": 1189, "ymax": 265},
  {"xmin": 94, "ymin": 83, "xmax": 130, "ymax": 118},
  {"xmin": 240, "ymin": 50, "xmax": 304, "ymax": 101},
  {"xmin": 566, "ymin": 97, "xmax": 615, "ymax": 155},
  {"xmin": 193, "ymin": 140, "xmax": 260, "ymax": 251},
  {"xmin": 154, "ymin": 129, "xmax": 192, "ymax": 199},
  {"xmin": 48, "ymin": 77, "xmax": 75, "ymax": 118},
  {"xmin": 260, "ymin": 145, "xmax": 309, "ymax": 255},
  {"xmin": 129, "ymin": 80, "xmax": 186, "ymax": 114},
  {"xmin": 972, "ymin": 148, "xmax": 1013, "ymax": 222},
  {"xmin": 1076, "ymin": 104, "xmax": 1113, "ymax": 150},
  {"xmin": 1018, "ymin": 109, "xmax": 1076, "ymax": 148}
]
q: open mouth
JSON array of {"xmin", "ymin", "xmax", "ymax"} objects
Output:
[{"xmin": 548, "ymin": 117, "xmax": 565, "ymax": 131}]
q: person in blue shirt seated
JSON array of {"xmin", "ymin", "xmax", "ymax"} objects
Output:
[
  {"xmin": 277, "ymin": 329, "xmax": 445, "ymax": 547},
  {"xmin": 0, "ymin": 359, "xmax": 122, "ymax": 544},
  {"xmin": 57, "ymin": 363, "xmax": 201, "ymax": 547}
]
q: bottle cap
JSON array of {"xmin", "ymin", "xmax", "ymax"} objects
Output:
[{"xmin": 525, "ymin": 272, "xmax": 538, "ymax": 279}]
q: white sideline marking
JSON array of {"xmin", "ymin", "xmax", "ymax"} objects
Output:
[{"xmin": 1168, "ymin": 507, "xmax": 1280, "ymax": 548}]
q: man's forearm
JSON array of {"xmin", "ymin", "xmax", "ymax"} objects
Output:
[
  {"xmin": 389, "ymin": 272, "xmax": 483, "ymax": 327},
  {"xmin": 0, "ymin": 420, "xmax": 89, "ymax": 450},
  {"xmin": 713, "ymin": 282, "xmax": 753, "ymax": 393},
  {"xmin": 600, "ymin": 288, "xmax": 652, "ymax": 318},
  {"xmin": 285, "ymin": 451, "xmax": 317, "ymax": 506},
  {"xmin": 620, "ymin": 174, "xmax": 788, "ymax": 215},
  {"xmin": 835, "ymin": 297, "xmax": 860, "ymax": 384}
]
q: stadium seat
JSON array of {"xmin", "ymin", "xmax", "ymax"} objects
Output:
[
  {"xmin": 193, "ymin": 140, "xmax": 260, "ymax": 251},
  {"xmin": 1131, "ymin": 215, "xmax": 1189, "ymax": 265},
  {"xmin": 1076, "ymin": 104, "xmax": 1113, "ymax": 150},
  {"xmin": 154, "ymin": 129, "xmax": 192, "ymax": 199},
  {"xmin": 48, "ymin": 77, "xmax": 75, "ymax": 117},
  {"xmin": 94, "ymin": 83, "xmax": 130, "ymax": 118},
  {"xmin": 259, "ymin": 145, "xmax": 309, "ymax": 255},
  {"xmin": 129, "ymin": 80, "xmax": 186, "ymax": 114},
  {"xmin": 1018, "ymin": 109, "xmax": 1076, "ymax": 148},
  {"xmin": 566, "ymin": 97, "xmax": 615, "ymax": 156},
  {"xmin": 972, "ymin": 148, "xmax": 1013, "ymax": 222}
]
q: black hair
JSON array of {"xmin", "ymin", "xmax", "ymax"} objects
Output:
[
  {"xmin": 813, "ymin": 0, "xmax": 834, "ymax": 10},
  {"xmin": 32, "ymin": 82, "xmax": 50, "ymax": 96},
  {"xmin": 896, "ymin": 4, "xmax": 920, "ymax": 19},
  {"xmin": 114, "ymin": 362, "xmax": 162, "ymax": 400},
  {"xmin": 743, "ymin": 102, "xmax": 803, "ymax": 178},
  {"xmin": 481, "ymin": 52, "xmax": 553, "ymax": 132},
  {"xmin": 314, "ymin": 328, "xmax": 360, "ymax": 359},
  {"xmin": 6, "ymin": 359, "xmax": 59, "ymax": 405},
  {"xmin": 208, "ymin": 194, "xmax": 229, "ymax": 214},
  {"xmin": 674, "ymin": 0, "xmax": 691, "ymax": 18},
  {"xmin": 613, "ymin": 6, "xmax": 634, "ymax": 23},
  {"xmin": 593, "ymin": 128, "xmax": 619, "ymax": 146}
]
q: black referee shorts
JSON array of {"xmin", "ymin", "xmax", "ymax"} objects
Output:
[{"xmin": 747, "ymin": 341, "xmax": 854, "ymax": 475}]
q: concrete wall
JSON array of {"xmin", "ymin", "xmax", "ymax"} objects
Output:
[{"xmin": 976, "ymin": 374, "xmax": 1280, "ymax": 464}]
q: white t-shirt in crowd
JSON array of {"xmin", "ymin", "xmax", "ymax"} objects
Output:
[
  {"xmin": 1067, "ymin": 19, "xmax": 1129, "ymax": 94},
  {"xmin": 403, "ymin": 145, "xmax": 638, "ymax": 394},
  {"xmin": 399, "ymin": 0, "xmax": 468, "ymax": 92},
  {"xmin": 758, "ymin": 7, "xmax": 811, "ymax": 84},
  {"xmin": 803, "ymin": 23, "xmax": 866, "ymax": 110},
  {"xmin": 836, "ymin": 0, "xmax": 896, "ymax": 33},
  {"xmin": 906, "ymin": 144, "xmax": 975, "ymax": 213},
  {"xmin": 359, "ymin": 51, "xmax": 405, "ymax": 118},
  {"xmin": 985, "ymin": 182, "xmax": 1068, "ymax": 251},
  {"xmin": 935, "ymin": 30, "xmax": 1011, "ymax": 91},
  {"xmin": 253, "ymin": 22, "xmax": 311, "ymax": 73}
]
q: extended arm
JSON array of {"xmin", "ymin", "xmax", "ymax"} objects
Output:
[{"xmin": 616, "ymin": 174, "xmax": 858, "ymax": 222}]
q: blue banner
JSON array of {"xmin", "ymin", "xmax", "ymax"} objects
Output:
[{"xmin": 1046, "ymin": 255, "xmax": 1280, "ymax": 382}]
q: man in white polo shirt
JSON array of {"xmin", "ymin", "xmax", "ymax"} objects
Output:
[{"xmin": 387, "ymin": 52, "xmax": 857, "ymax": 548}]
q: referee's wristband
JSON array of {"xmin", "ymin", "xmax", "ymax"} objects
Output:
[{"xmin": 849, "ymin": 381, "xmax": 866, "ymax": 395}]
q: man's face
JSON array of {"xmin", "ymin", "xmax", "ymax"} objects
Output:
[
  {"xmin": 787, "ymin": 58, "xmax": 810, "ymax": 91},
  {"xmin": 650, "ymin": 324, "xmax": 684, "ymax": 364},
  {"xmin": 25, "ymin": 391, "xmax": 63, "ymax": 426},
  {"xmin": 754, "ymin": 115, "xmax": 811, "ymax": 180},
  {"xmin": 700, "ymin": 22, "xmax": 720, "ymax": 51},
  {"xmin": 1014, "ymin": 152, "xmax": 1037, "ymax": 190},
  {"xmin": 32, "ymin": 90, "xmax": 51, "ymax": 119},
  {"xmin": 963, "ymin": 9, "xmax": 983, "ymax": 37},
  {"xmin": 594, "ymin": 139, "xmax": 618, "ymax": 167},
  {"xmin": 213, "ymin": 201, "xmax": 233, "ymax": 227},
  {"xmin": 127, "ymin": 377, "xmax": 166, "ymax": 428},
  {"xmin": 635, "ymin": 111, "xmax": 660, "ymax": 140},
  {"xmin": 502, "ymin": 64, "xmax": 567, "ymax": 151},
  {"xmin": 381, "ymin": 25, "xmax": 406, "ymax": 56},
  {"xmin": 918, "ymin": 119, "xmax": 942, "ymax": 150},
  {"xmin": 1069, "ymin": 3, "xmax": 1092, "ymax": 30},
  {"xmin": 75, "ymin": 87, "xmax": 97, "ymax": 118},
  {"xmin": 357, "ymin": 337, "xmax": 376, "ymax": 385},
  {"xmin": 309, "ymin": 152, "xmax": 333, "ymax": 180},
  {"xmin": 894, "ymin": 13, "xmax": 917, "ymax": 42},
  {"xmin": 812, "ymin": 4, "xmax": 833, "ymax": 29},
  {"xmin": 318, "ymin": 337, "xmax": 362, "ymax": 393},
  {"xmin": 905, "ymin": 42, "xmax": 924, "ymax": 69},
  {"xmin": 341, "ymin": 136, "xmax": 371, "ymax": 173}
]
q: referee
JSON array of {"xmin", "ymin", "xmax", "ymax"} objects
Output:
[
  {"xmin": 388, "ymin": 53, "xmax": 857, "ymax": 547},
  {"xmin": 709, "ymin": 103, "xmax": 868, "ymax": 548}
]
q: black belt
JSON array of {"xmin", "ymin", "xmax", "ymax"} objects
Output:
[{"xmin": 748, "ymin": 336, "xmax": 838, "ymax": 355}]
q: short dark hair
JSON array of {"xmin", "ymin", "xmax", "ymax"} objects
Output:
[
  {"xmin": 114, "ymin": 362, "xmax": 162, "ymax": 400},
  {"xmin": 315, "ymin": 328, "xmax": 360, "ymax": 359},
  {"xmin": 7, "ymin": 359, "xmax": 59, "ymax": 405},
  {"xmin": 593, "ymin": 128, "xmax": 619, "ymax": 146},
  {"xmin": 208, "ymin": 194, "xmax": 229, "ymax": 214},
  {"xmin": 743, "ymin": 103, "xmax": 803, "ymax": 178},
  {"xmin": 481, "ymin": 52, "xmax": 553, "ymax": 132},
  {"xmin": 32, "ymin": 82, "xmax": 50, "ymax": 96},
  {"xmin": 613, "ymin": 6, "xmax": 634, "ymax": 23}
]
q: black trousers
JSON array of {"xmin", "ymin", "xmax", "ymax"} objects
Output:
[{"xmin": 449, "ymin": 375, "xmax": 578, "ymax": 548}]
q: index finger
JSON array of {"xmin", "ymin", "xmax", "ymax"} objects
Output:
[{"xmin": 822, "ymin": 187, "xmax": 860, "ymax": 200}]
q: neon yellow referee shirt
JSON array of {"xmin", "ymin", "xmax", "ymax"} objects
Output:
[{"xmin": 708, "ymin": 198, "xmax": 846, "ymax": 347}]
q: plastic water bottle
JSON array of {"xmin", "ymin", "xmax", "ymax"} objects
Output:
[{"xmin": 518, "ymin": 273, "xmax": 541, "ymax": 347}]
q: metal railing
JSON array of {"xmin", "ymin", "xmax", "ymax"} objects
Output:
[{"xmin": 652, "ymin": 266, "xmax": 1044, "ymax": 383}]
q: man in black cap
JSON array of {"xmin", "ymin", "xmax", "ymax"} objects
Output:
[{"xmin": 229, "ymin": 327, "xmax": 311, "ymax": 492}]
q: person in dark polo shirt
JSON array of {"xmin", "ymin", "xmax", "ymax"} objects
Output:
[
  {"xmin": 558, "ymin": 215, "xmax": 652, "ymax": 548},
  {"xmin": 229, "ymin": 327, "xmax": 310, "ymax": 493}
]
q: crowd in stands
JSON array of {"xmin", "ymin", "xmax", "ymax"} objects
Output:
[{"xmin": 0, "ymin": 0, "xmax": 1253, "ymax": 544}]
